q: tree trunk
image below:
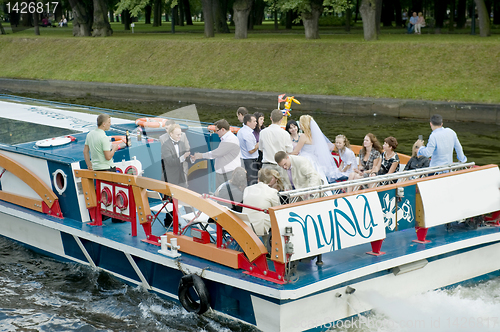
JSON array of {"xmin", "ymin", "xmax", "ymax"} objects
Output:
[
  {"xmin": 394, "ymin": 0, "xmax": 402, "ymax": 27},
  {"xmin": 153, "ymin": 0, "xmax": 162, "ymax": 26},
  {"xmin": 214, "ymin": 0, "xmax": 230, "ymax": 32},
  {"xmin": 286, "ymin": 10, "xmax": 293, "ymax": 29},
  {"xmin": 0, "ymin": 21, "xmax": 5, "ymax": 35},
  {"xmin": 301, "ymin": 0, "xmax": 322, "ymax": 39},
  {"xmin": 109, "ymin": 11, "xmax": 115, "ymax": 22},
  {"xmin": 345, "ymin": 7, "xmax": 351, "ymax": 31},
  {"xmin": 247, "ymin": 0, "xmax": 254, "ymax": 30},
  {"xmin": 381, "ymin": 0, "xmax": 394, "ymax": 27},
  {"xmin": 145, "ymin": 5, "xmax": 152, "ymax": 24},
  {"xmin": 253, "ymin": 0, "xmax": 265, "ymax": 25},
  {"xmin": 354, "ymin": 0, "xmax": 360, "ymax": 22},
  {"xmin": 449, "ymin": 0, "xmax": 455, "ymax": 32},
  {"xmin": 178, "ymin": 2, "xmax": 185, "ymax": 26},
  {"xmin": 412, "ymin": 0, "xmax": 423, "ymax": 12},
  {"xmin": 456, "ymin": 0, "xmax": 466, "ymax": 28},
  {"xmin": 274, "ymin": 8, "xmax": 278, "ymax": 30},
  {"xmin": 233, "ymin": 0, "xmax": 252, "ymax": 39},
  {"xmin": 375, "ymin": 0, "xmax": 382, "ymax": 35},
  {"xmin": 92, "ymin": 0, "xmax": 112, "ymax": 36},
  {"xmin": 494, "ymin": 0, "xmax": 500, "ymax": 24},
  {"xmin": 33, "ymin": 13, "xmax": 40, "ymax": 35},
  {"xmin": 434, "ymin": 0, "xmax": 446, "ymax": 33},
  {"xmin": 68, "ymin": 0, "xmax": 93, "ymax": 36},
  {"xmin": 183, "ymin": 0, "xmax": 193, "ymax": 25},
  {"xmin": 360, "ymin": 0, "xmax": 379, "ymax": 41},
  {"xmin": 123, "ymin": 9, "xmax": 130, "ymax": 30},
  {"xmin": 475, "ymin": 0, "xmax": 491, "ymax": 36},
  {"xmin": 202, "ymin": 0, "xmax": 215, "ymax": 37},
  {"xmin": 55, "ymin": 3, "xmax": 63, "ymax": 22}
]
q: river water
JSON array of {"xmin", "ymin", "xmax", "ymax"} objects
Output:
[{"xmin": 1, "ymin": 95, "xmax": 500, "ymax": 331}]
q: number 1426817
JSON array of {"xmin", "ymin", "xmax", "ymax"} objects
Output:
[{"xmin": 6, "ymin": 2, "xmax": 59, "ymax": 14}]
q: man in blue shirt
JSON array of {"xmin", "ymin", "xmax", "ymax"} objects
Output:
[
  {"xmin": 237, "ymin": 114, "xmax": 259, "ymax": 185},
  {"xmin": 408, "ymin": 12, "xmax": 418, "ymax": 33},
  {"xmin": 416, "ymin": 114, "xmax": 467, "ymax": 167}
]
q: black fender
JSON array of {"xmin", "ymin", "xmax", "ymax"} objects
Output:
[{"xmin": 178, "ymin": 274, "xmax": 211, "ymax": 314}]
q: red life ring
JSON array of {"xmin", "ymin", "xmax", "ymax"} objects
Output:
[
  {"xmin": 207, "ymin": 125, "xmax": 240, "ymax": 134},
  {"xmin": 135, "ymin": 118, "xmax": 168, "ymax": 128}
]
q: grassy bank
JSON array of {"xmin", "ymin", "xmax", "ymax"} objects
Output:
[{"xmin": 1, "ymin": 21, "xmax": 500, "ymax": 103}]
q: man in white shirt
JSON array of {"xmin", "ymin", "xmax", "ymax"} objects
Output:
[
  {"xmin": 259, "ymin": 109, "xmax": 293, "ymax": 173},
  {"xmin": 192, "ymin": 119, "xmax": 242, "ymax": 189},
  {"xmin": 237, "ymin": 114, "xmax": 259, "ymax": 185}
]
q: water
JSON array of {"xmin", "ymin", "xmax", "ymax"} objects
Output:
[
  {"xmin": 15, "ymin": 94, "xmax": 499, "ymax": 166},
  {"xmin": 0, "ymin": 238, "xmax": 256, "ymax": 332},
  {"xmin": 1, "ymin": 95, "xmax": 500, "ymax": 331}
]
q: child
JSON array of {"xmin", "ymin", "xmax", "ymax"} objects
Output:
[{"xmin": 335, "ymin": 134, "xmax": 357, "ymax": 181}]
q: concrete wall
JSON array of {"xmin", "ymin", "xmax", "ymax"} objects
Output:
[{"xmin": 1, "ymin": 78, "xmax": 499, "ymax": 125}]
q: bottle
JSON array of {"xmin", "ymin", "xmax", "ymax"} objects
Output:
[{"xmin": 126, "ymin": 130, "xmax": 131, "ymax": 147}]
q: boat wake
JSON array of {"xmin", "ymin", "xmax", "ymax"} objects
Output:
[{"xmin": 335, "ymin": 279, "xmax": 500, "ymax": 331}]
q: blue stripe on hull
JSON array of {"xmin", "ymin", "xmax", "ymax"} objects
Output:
[{"xmin": 60, "ymin": 231, "xmax": 258, "ymax": 325}]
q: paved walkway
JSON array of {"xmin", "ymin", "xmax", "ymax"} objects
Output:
[{"xmin": 0, "ymin": 78, "xmax": 498, "ymax": 124}]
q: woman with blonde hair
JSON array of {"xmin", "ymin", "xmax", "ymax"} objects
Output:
[
  {"xmin": 335, "ymin": 134, "xmax": 357, "ymax": 180},
  {"xmin": 415, "ymin": 12, "xmax": 425, "ymax": 34},
  {"xmin": 291, "ymin": 115, "xmax": 339, "ymax": 183}
]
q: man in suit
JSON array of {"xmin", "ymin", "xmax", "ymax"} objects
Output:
[
  {"xmin": 160, "ymin": 119, "xmax": 191, "ymax": 187},
  {"xmin": 275, "ymin": 151, "xmax": 322, "ymax": 194},
  {"xmin": 160, "ymin": 124, "xmax": 190, "ymax": 187},
  {"xmin": 242, "ymin": 168, "xmax": 281, "ymax": 236}
]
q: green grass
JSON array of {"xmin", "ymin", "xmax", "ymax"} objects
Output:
[{"xmin": 1, "ymin": 21, "xmax": 500, "ymax": 103}]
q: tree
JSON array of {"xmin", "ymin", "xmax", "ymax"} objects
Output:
[
  {"xmin": 201, "ymin": 0, "xmax": 215, "ymax": 36},
  {"xmin": 214, "ymin": 0, "xmax": 230, "ymax": 32},
  {"xmin": 0, "ymin": 4, "xmax": 5, "ymax": 35},
  {"xmin": 475, "ymin": 0, "xmax": 491, "ymax": 36},
  {"xmin": 93, "ymin": 0, "xmax": 113, "ymax": 36},
  {"xmin": 267, "ymin": 0, "xmax": 351, "ymax": 39},
  {"xmin": 68, "ymin": 0, "xmax": 93, "ymax": 36},
  {"xmin": 359, "ymin": 0, "xmax": 382, "ymax": 41},
  {"xmin": 233, "ymin": 0, "xmax": 252, "ymax": 38},
  {"xmin": 456, "ymin": 0, "xmax": 466, "ymax": 28},
  {"xmin": 33, "ymin": 12, "xmax": 40, "ymax": 36}
]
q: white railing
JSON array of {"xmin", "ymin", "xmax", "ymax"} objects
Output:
[{"xmin": 280, "ymin": 162, "xmax": 475, "ymax": 203}]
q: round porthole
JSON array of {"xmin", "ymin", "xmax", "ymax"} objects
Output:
[
  {"xmin": 115, "ymin": 190, "xmax": 128, "ymax": 211},
  {"xmin": 100, "ymin": 187, "xmax": 112, "ymax": 206},
  {"xmin": 52, "ymin": 169, "xmax": 67, "ymax": 195}
]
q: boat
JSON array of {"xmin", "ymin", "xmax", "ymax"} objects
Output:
[{"xmin": 1, "ymin": 94, "xmax": 500, "ymax": 332}]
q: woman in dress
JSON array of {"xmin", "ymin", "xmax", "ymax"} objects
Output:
[
  {"xmin": 253, "ymin": 112, "xmax": 265, "ymax": 169},
  {"xmin": 347, "ymin": 133, "xmax": 382, "ymax": 191},
  {"xmin": 286, "ymin": 120, "xmax": 301, "ymax": 150},
  {"xmin": 335, "ymin": 134, "xmax": 357, "ymax": 181},
  {"xmin": 291, "ymin": 115, "xmax": 339, "ymax": 183},
  {"xmin": 377, "ymin": 136, "xmax": 400, "ymax": 176}
]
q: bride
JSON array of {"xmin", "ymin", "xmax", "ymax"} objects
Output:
[{"xmin": 291, "ymin": 115, "xmax": 340, "ymax": 183}]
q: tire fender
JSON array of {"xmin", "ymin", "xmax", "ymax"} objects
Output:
[{"xmin": 178, "ymin": 274, "xmax": 211, "ymax": 314}]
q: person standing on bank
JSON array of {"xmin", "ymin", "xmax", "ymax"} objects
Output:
[
  {"xmin": 160, "ymin": 124, "xmax": 190, "ymax": 187},
  {"xmin": 192, "ymin": 119, "xmax": 242, "ymax": 189},
  {"xmin": 83, "ymin": 114, "xmax": 121, "ymax": 172},
  {"xmin": 237, "ymin": 114, "xmax": 259, "ymax": 185},
  {"xmin": 416, "ymin": 114, "xmax": 467, "ymax": 167}
]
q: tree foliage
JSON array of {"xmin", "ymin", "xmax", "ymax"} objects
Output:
[{"xmin": 265, "ymin": 0, "xmax": 352, "ymax": 22}]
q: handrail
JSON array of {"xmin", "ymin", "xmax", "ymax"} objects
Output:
[
  {"xmin": 281, "ymin": 162, "xmax": 475, "ymax": 199},
  {"xmin": 74, "ymin": 169, "xmax": 267, "ymax": 263},
  {"xmin": 203, "ymin": 194, "xmax": 269, "ymax": 213},
  {"xmin": 0, "ymin": 152, "xmax": 62, "ymax": 217}
]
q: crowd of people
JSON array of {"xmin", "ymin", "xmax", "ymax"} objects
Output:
[{"xmin": 84, "ymin": 111, "xmax": 466, "ymax": 237}]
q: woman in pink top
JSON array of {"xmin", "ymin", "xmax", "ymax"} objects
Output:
[{"xmin": 415, "ymin": 12, "xmax": 425, "ymax": 34}]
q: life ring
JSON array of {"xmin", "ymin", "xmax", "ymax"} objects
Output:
[
  {"xmin": 110, "ymin": 136, "xmax": 126, "ymax": 149},
  {"xmin": 35, "ymin": 135, "xmax": 77, "ymax": 148},
  {"xmin": 207, "ymin": 125, "xmax": 240, "ymax": 134},
  {"xmin": 135, "ymin": 118, "xmax": 168, "ymax": 128},
  {"xmin": 178, "ymin": 274, "xmax": 211, "ymax": 314}
]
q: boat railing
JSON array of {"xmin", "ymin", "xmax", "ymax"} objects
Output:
[{"xmin": 280, "ymin": 162, "xmax": 476, "ymax": 203}]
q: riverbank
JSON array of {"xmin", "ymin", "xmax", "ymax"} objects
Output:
[
  {"xmin": 0, "ymin": 32, "xmax": 500, "ymax": 104},
  {"xmin": 1, "ymin": 78, "xmax": 499, "ymax": 125}
]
